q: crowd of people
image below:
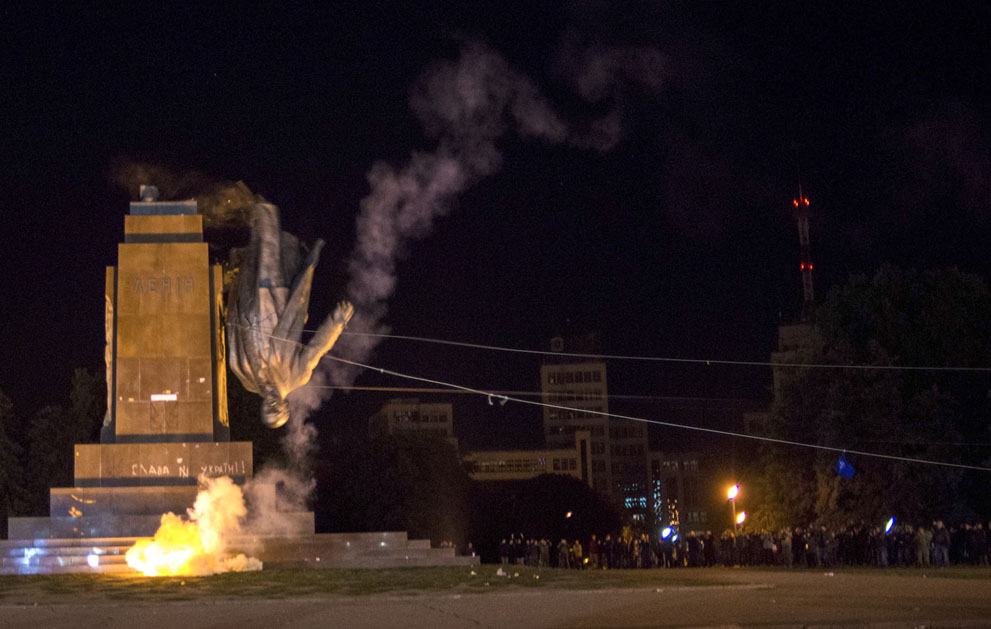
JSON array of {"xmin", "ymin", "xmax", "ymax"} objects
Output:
[{"xmin": 497, "ymin": 521, "xmax": 991, "ymax": 569}]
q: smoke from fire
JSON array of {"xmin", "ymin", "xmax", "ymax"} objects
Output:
[
  {"xmin": 311, "ymin": 39, "xmax": 666, "ymax": 401},
  {"xmin": 118, "ymin": 40, "xmax": 664, "ymax": 565},
  {"xmin": 126, "ymin": 475, "xmax": 262, "ymax": 576}
]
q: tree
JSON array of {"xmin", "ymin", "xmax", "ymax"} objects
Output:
[
  {"xmin": 468, "ymin": 474, "xmax": 621, "ymax": 561},
  {"xmin": 0, "ymin": 391, "xmax": 26, "ymax": 537},
  {"xmin": 319, "ymin": 433, "xmax": 470, "ymax": 545},
  {"xmin": 752, "ymin": 266, "xmax": 991, "ymax": 527},
  {"xmin": 24, "ymin": 368, "xmax": 106, "ymax": 515}
]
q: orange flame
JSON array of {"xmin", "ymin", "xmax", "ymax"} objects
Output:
[{"xmin": 126, "ymin": 475, "xmax": 261, "ymax": 576}]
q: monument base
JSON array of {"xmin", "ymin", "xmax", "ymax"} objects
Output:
[
  {"xmin": 8, "ymin": 511, "xmax": 316, "ymax": 539},
  {"xmin": 0, "ymin": 531, "xmax": 479, "ymax": 575}
]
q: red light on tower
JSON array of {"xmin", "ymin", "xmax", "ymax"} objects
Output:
[{"xmin": 793, "ymin": 184, "xmax": 815, "ymax": 322}]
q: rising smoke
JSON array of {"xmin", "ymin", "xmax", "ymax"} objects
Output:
[
  {"xmin": 114, "ymin": 38, "xmax": 666, "ymax": 535},
  {"xmin": 111, "ymin": 160, "xmax": 256, "ymax": 229},
  {"xmin": 315, "ymin": 39, "xmax": 666, "ymax": 398}
]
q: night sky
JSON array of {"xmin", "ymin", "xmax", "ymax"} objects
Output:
[{"xmin": 3, "ymin": 2, "xmax": 991, "ymax": 453}]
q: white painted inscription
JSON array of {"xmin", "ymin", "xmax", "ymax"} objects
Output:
[
  {"xmin": 200, "ymin": 460, "xmax": 247, "ymax": 477},
  {"xmin": 129, "ymin": 459, "xmax": 245, "ymax": 478}
]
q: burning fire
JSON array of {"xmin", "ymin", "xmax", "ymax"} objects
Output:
[{"xmin": 126, "ymin": 475, "xmax": 261, "ymax": 576}]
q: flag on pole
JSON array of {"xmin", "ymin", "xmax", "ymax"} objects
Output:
[{"xmin": 836, "ymin": 453, "xmax": 855, "ymax": 478}]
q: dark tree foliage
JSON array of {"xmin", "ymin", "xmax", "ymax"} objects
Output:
[
  {"xmin": 24, "ymin": 368, "xmax": 105, "ymax": 515},
  {"xmin": 468, "ymin": 474, "xmax": 621, "ymax": 562},
  {"xmin": 318, "ymin": 433, "xmax": 470, "ymax": 545},
  {"xmin": 0, "ymin": 391, "xmax": 26, "ymax": 537},
  {"xmin": 752, "ymin": 266, "xmax": 991, "ymax": 528}
]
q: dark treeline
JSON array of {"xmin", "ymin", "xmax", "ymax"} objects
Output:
[
  {"xmin": 4, "ymin": 267, "xmax": 991, "ymax": 554},
  {"xmin": 0, "ymin": 368, "xmax": 106, "ymax": 537}
]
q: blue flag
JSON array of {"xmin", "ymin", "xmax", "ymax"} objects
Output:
[{"xmin": 836, "ymin": 453, "xmax": 855, "ymax": 478}]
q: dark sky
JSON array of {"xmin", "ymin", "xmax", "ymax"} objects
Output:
[{"xmin": 3, "ymin": 2, "xmax": 991, "ymax": 452}]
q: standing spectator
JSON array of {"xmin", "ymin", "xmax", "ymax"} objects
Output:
[
  {"xmin": 761, "ymin": 530, "xmax": 775, "ymax": 565},
  {"xmin": 587, "ymin": 535, "xmax": 599, "ymax": 569},
  {"xmin": 914, "ymin": 525, "xmax": 933, "ymax": 568},
  {"xmin": 814, "ymin": 526, "xmax": 827, "ymax": 568},
  {"xmin": 933, "ymin": 521, "xmax": 951, "ymax": 567},
  {"xmin": 557, "ymin": 539, "xmax": 570, "ymax": 569},
  {"xmin": 972, "ymin": 524, "xmax": 989, "ymax": 566},
  {"xmin": 704, "ymin": 531, "xmax": 717, "ymax": 567},
  {"xmin": 781, "ymin": 528, "xmax": 793, "ymax": 568},
  {"xmin": 686, "ymin": 531, "xmax": 702, "ymax": 567}
]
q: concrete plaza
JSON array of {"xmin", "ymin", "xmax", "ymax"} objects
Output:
[{"xmin": 2, "ymin": 568, "xmax": 990, "ymax": 628}]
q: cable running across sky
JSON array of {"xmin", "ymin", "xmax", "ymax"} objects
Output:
[
  {"xmin": 338, "ymin": 331, "xmax": 991, "ymax": 373},
  {"xmin": 232, "ymin": 322, "xmax": 991, "ymax": 472}
]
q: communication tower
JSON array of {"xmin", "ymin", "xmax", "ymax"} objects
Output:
[{"xmin": 792, "ymin": 185, "xmax": 814, "ymax": 322}]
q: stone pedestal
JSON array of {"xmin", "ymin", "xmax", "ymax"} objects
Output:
[{"xmin": 7, "ymin": 188, "xmax": 311, "ymax": 540}]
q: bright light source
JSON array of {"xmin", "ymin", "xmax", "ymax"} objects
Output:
[
  {"xmin": 727, "ymin": 484, "xmax": 739, "ymax": 500},
  {"xmin": 565, "ymin": 511, "xmax": 572, "ymax": 519},
  {"xmin": 661, "ymin": 527, "xmax": 672, "ymax": 539},
  {"xmin": 672, "ymin": 534, "xmax": 679, "ymax": 542},
  {"xmin": 87, "ymin": 554, "xmax": 99, "ymax": 568},
  {"xmin": 736, "ymin": 511, "xmax": 747, "ymax": 525},
  {"xmin": 885, "ymin": 517, "xmax": 895, "ymax": 534}
]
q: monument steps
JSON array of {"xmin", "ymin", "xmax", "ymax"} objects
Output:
[
  {"xmin": 2, "ymin": 198, "xmax": 482, "ymax": 576},
  {"xmin": 0, "ymin": 532, "xmax": 478, "ymax": 575}
]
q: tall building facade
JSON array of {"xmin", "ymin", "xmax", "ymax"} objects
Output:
[
  {"xmin": 649, "ymin": 452, "xmax": 707, "ymax": 531},
  {"xmin": 462, "ymin": 431, "xmax": 591, "ymax": 483},
  {"xmin": 540, "ymin": 335, "xmax": 649, "ymax": 519},
  {"xmin": 369, "ymin": 398, "xmax": 458, "ymax": 450}
]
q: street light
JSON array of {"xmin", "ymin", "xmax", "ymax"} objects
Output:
[
  {"xmin": 727, "ymin": 484, "xmax": 740, "ymax": 532},
  {"xmin": 736, "ymin": 511, "xmax": 747, "ymax": 526}
]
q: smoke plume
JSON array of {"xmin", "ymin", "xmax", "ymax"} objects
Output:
[
  {"xmin": 125, "ymin": 475, "xmax": 262, "ymax": 576},
  {"xmin": 110, "ymin": 160, "xmax": 255, "ymax": 228},
  {"xmin": 116, "ymin": 38, "xmax": 667, "ymax": 531},
  {"xmin": 318, "ymin": 40, "xmax": 665, "ymax": 393}
]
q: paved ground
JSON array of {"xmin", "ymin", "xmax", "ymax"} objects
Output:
[{"xmin": 2, "ymin": 569, "xmax": 991, "ymax": 628}]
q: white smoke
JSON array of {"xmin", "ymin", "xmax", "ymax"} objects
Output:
[
  {"xmin": 241, "ymin": 466, "xmax": 316, "ymax": 536},
  {"xmin": 126, "ymin": 475, "xmax": 262, "ymax": 576},
  {"xmin": 268, "ymin": 38, "xmax": 665, "ymax": 508},
  {"xmin": 319, "ymin": 39, "xmax": 665, "ymax": 390}
]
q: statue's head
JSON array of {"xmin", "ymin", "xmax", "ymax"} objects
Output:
[{"xmin": 262, "ymin": 389, "xmax": 290, "ymax": 429}]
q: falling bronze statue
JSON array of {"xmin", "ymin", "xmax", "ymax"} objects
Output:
[{"xmin": 226, "ymin": 203, "xmax": 353, "ymax": 429}]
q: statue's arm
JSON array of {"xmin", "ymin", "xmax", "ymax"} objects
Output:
[{"xmin": 292, "ymin": 301, "xmax": 354, "ymax": 387}]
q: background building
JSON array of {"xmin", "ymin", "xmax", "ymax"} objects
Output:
[
  {"xmin": 649, "ymin": 452, "xmax": 707, "ymax": 531},
  {"xmin": 462, "ymin": 430, "xmax": 590, "ymax": 483},
  {"xmin": 541, "ymin": 334, "xmax": 649, "ymax": 520},
  {"xmin": 369, "ymin": 398, "xmax": 458, "ymax": 450}
]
